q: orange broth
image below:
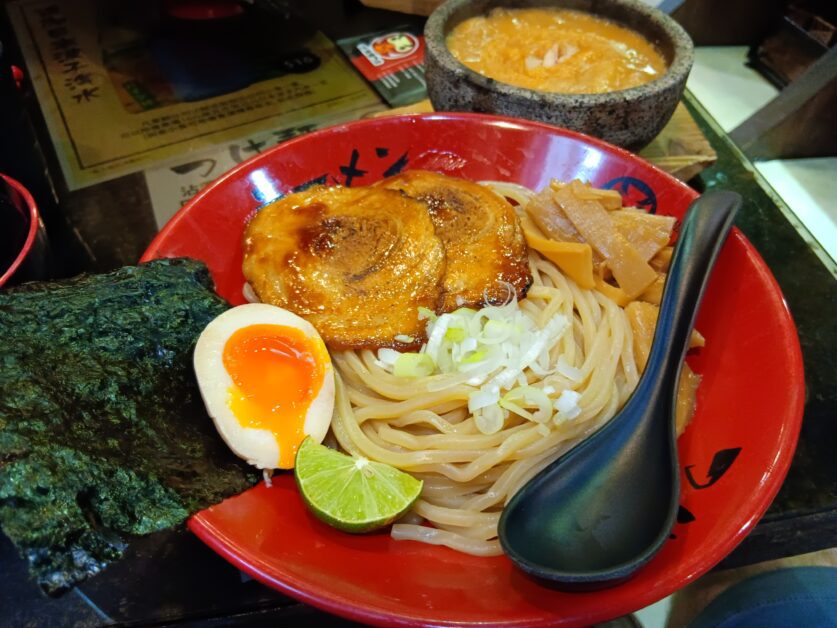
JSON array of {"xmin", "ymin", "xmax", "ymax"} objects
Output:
[{"xmin": 446, "ymin": 8, "xmax": 667, "ymax": 93}]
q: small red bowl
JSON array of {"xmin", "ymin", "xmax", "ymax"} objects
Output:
[
  {"xmin": 0, "ymin": 174, "xmax": 48, "ymax": 288},
  {"xmin": 143, "ymin": 113, "xmax": 804, "ymax": 627}
]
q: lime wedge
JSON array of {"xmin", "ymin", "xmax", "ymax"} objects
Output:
[{"xmin": 294, "ymin": 437, "xmax": 423, "ymax": 533}]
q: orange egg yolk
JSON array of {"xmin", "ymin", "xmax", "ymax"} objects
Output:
[{"xmin": 222, "ymin": 324, "xmax": 326, "ymax": 468}]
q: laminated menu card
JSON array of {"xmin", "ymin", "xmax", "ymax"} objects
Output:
[{"xmin": 337, "ymin": 24, "xmax": 427, "ymax": 108}]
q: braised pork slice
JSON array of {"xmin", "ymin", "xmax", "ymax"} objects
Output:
[
  {"xmin": 242, "ymin": 185, "xmax": 445, "ymax": 351},
  {"xmin": 378, "ymin": 170, "xmax": 531, "ymax": 311}
]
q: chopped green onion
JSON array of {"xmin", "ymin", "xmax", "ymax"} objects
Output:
[
  {"xmin": 500, "ymin": 386, "xmax": 553, "ymax": 422},
  {"xmin": 461, "ymin": 349, "xmax": 486, "ymax": 364},
  {"xmin": 417, "ymin": 307, "xmax": 437, "ymax": 321},
  {"xmin": 554, "ymin": 389, "xmax": 582, "ymax": 420},
  {"xmin": 475, "ymin": 405, "xmax": 505, "ymax": 434},
  {"xmin": 394, "ymin": 353, "xmax": 436, "ymax": 378},
  {"xmin": 385, "ymin": 301, "xmax": 572, "ymax": 429},
  {"xmin": 376, "ymin": 348, "xmax": 400, "ymax": 367},
  {"xmin": 445, "ymin": 327, "xmax": 467, "ymax": 342}
]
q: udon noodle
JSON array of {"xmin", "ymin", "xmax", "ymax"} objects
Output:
[{"xmin": 326, "ymin": 182, "xmax": 640, "ymax": 557}]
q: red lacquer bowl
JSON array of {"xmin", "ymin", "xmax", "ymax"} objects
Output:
[{"xmin": 142, "ymin": 113, "xmax": 804, "ymax": 627}]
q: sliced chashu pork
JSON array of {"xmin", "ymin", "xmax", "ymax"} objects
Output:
[
  {"xmin": 378, "ymin": 170, "xmax": 531, "ymax": 311},
  {"xmin": 242, "ymin": 184, "xmax": 446, "ymax": 351}
]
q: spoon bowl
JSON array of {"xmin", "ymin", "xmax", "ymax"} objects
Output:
[{"xmin": 498, "ymin": 190, "xmax": 742, "ymax": 588}]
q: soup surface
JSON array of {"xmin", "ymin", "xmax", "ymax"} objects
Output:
[{"xmin": 446, "ymin": 8, "xmax": 667, "ymax": 93}]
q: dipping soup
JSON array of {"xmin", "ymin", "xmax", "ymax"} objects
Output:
[{"xmin": 446, "ymin": 7, "xmax": 667, "ymax": 94}]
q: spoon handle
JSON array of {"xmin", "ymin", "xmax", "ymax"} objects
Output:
[{"xmin": 643, "ymin": 190, "xmax": 741, "ymax": 388}]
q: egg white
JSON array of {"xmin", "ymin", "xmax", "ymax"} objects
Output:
[{"xmin": 193, "ymin": 303, "xmax": 335, "ymax": 469}]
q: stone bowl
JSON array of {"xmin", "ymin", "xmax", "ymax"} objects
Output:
[{"xmin": 424, "ymin": 0, "xmax": 694, "ymax": 151}]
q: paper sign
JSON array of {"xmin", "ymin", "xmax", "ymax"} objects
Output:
[{"xmin": 6, "ymin": 0, "xmax": 384, "ymax": 190}]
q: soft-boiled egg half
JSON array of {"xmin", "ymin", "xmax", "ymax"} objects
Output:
[{"xmin": 194, "ymin": 303, "xmax": 335, "ymax": 470}]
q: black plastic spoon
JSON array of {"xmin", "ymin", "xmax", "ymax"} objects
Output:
[{"xmin": 498, "ymin": 190, "xmax": 741, "ymax": 589}]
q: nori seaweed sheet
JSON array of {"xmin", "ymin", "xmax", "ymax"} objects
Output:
[{"xmin": 0, "ymin": 258, "xmax": 259, "ymax": 593}]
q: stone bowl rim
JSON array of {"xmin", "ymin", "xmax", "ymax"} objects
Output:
[{"xmin": 424, "ymin": 0, "xmax": 695, "ymax": 106}]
